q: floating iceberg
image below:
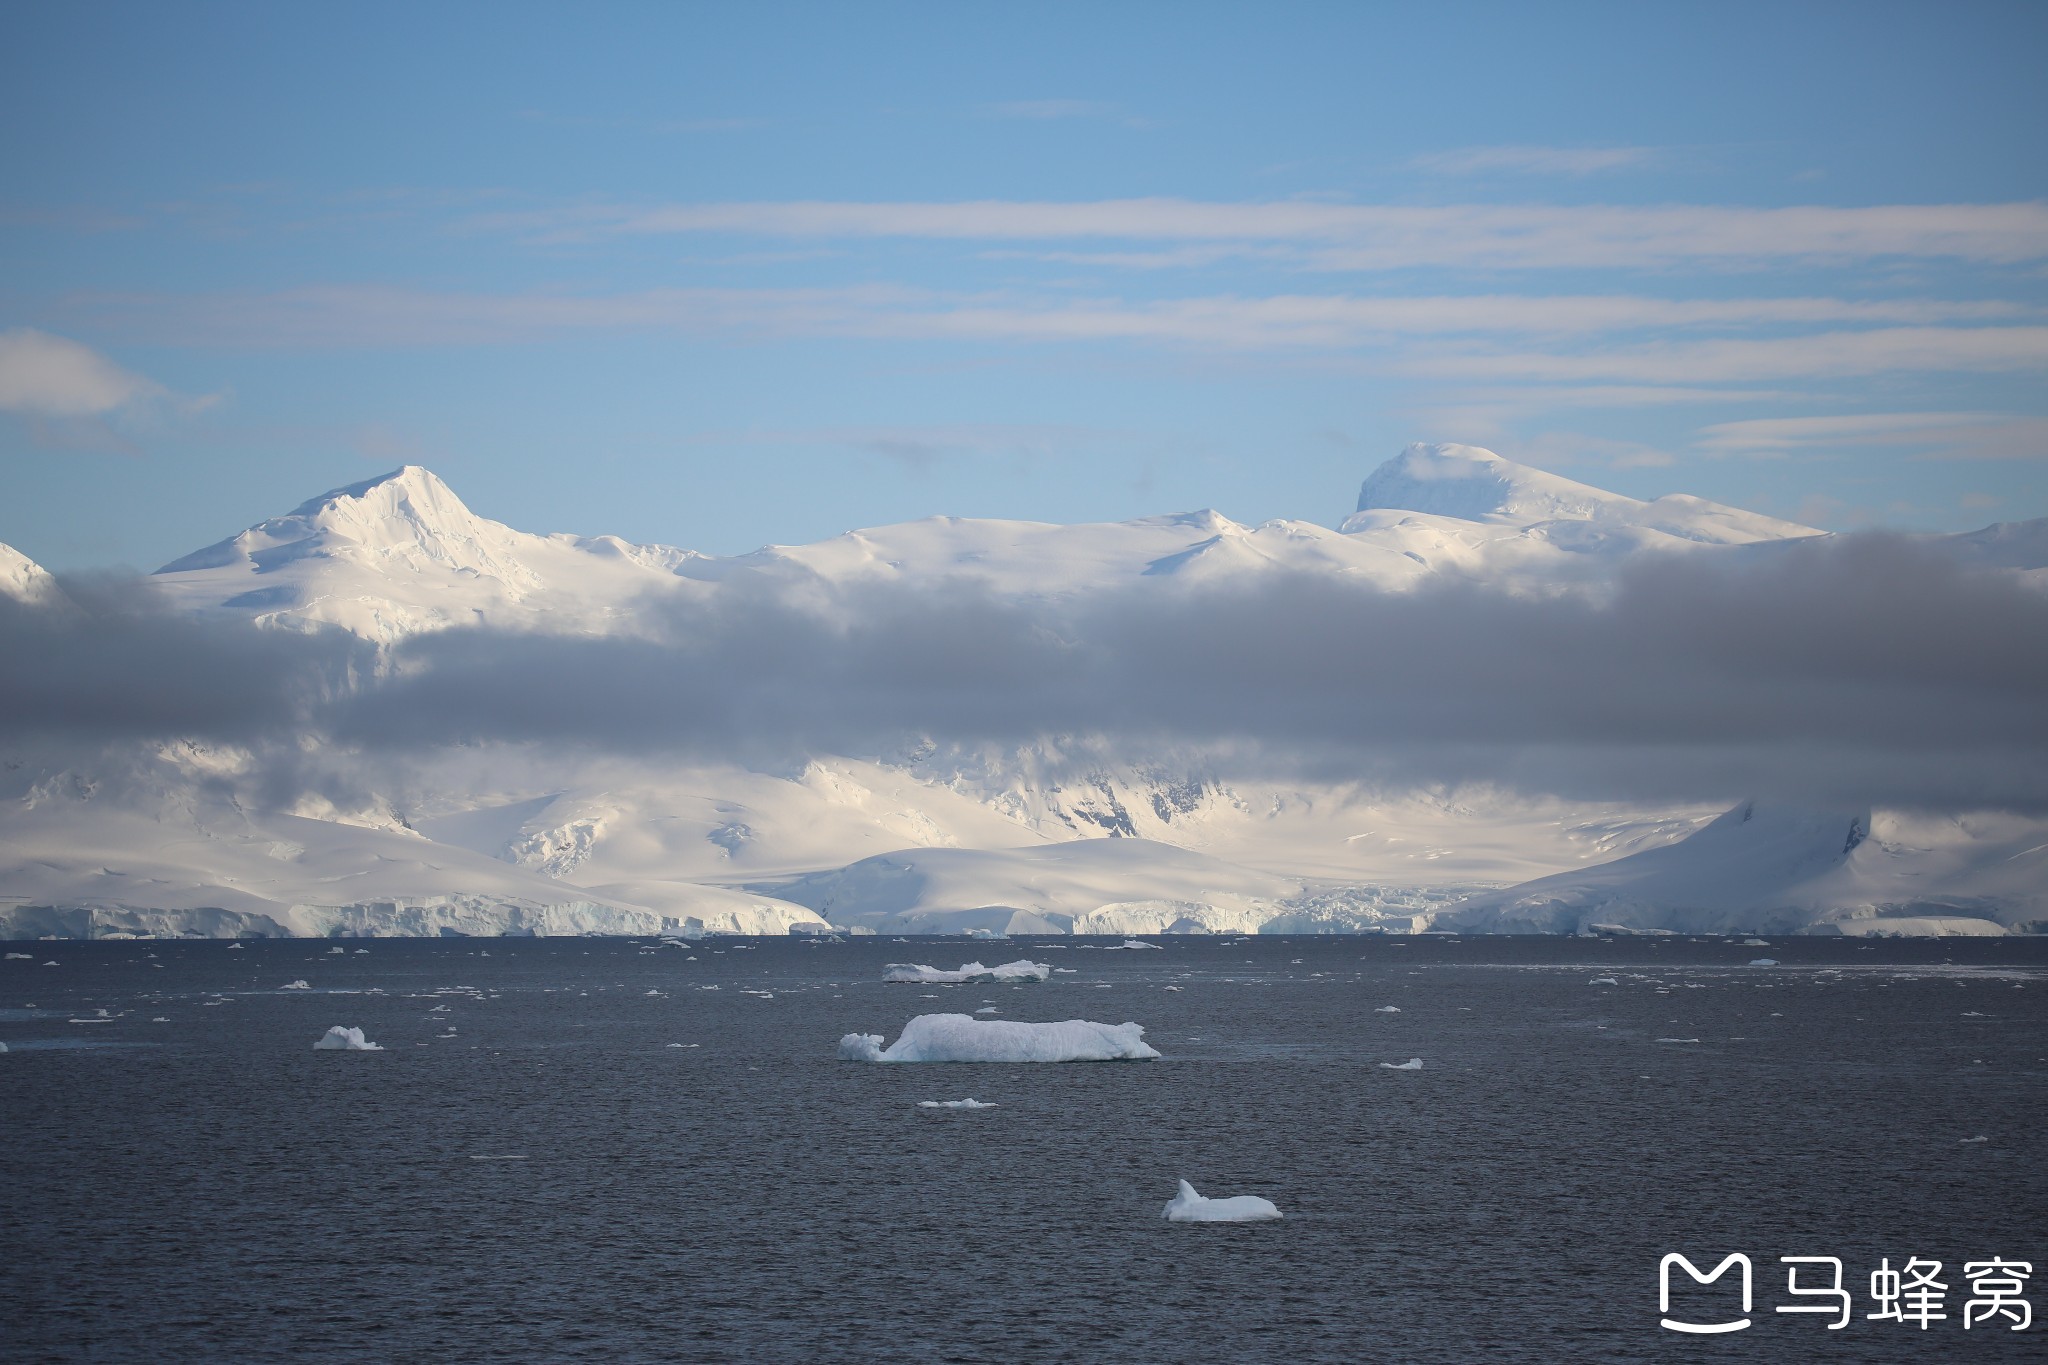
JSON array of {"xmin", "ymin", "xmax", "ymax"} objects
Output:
[
  {"xmin": 1121, "ymin": 940, "xmax": 1163, "ymax": 950},
  {"xmin": 1374, "ymin": 1005, "xmax": 1402, "ymax": 1013},
  {"xmin": 838, "ymin": 1013, "xmax": 1160, "ymax": 1063},
  {"xmin": 918, "ymin": 1098, "xmax": 998, "ymax": 1110},
  {"xmin": 1748, "ymin": 958, "xmax": 1779, "ymax": 966},
  {"xmin": 1378, "ymin": 1057, "xmax": 1424, "ymax": 1071},
  {"xmin": 282, "ymin": 979, "xmax": 311, "ymax": 990},
  {"xmin": 1163, "ymin": 1180, "xmax": 1282, "ymax": 1223},
  {"xmin": 1960, "ymin": 1135, "xmax": 1989, "ymax": 1144},
  {"xmin": 1589, "ymin": 977, "xmax": 1619, "ymax": 986},
  {"xmin": 883, "ymin": 960, "xmax": 1051, "ymax": 984},
  {"xmin": 312, "ymin": 1025, "xmax": 383, "ymax": 1051},
  {"xmin": 5, "ymin": 952, "xmax": 30, "ymax": 960},
  {"xmin": 1742, "ymin": 938, "xmax": 1770, "ymax": 946}
]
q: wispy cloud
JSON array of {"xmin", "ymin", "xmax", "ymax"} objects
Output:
[
  {"xmin": 1405, "ymin": 327, "xmax": 2048, "ymax": 385},
  {"xmin": 470, "ymin": 197, "xmax": 2048, "ymax": 269},
  {"xmin": 1698, "ymin": 412, "xmax": 2048, "ymax": 460},
  {"xmin": 0, "ymin": 328, "xmax": 221, "ymax": 454},
  {"xmin": 57, "ymin": 285, "xmax": 2035, "ymax": 354},
  {"xmin": 0, "ymin": 328, "xmax": 171, "ymax": 417},
  {"xmin": 1411, "ymin": 145, "xmax": 1659, "ymax": 176}
]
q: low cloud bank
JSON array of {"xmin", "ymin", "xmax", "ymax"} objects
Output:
[{"xmin": 4, "ymin": 535, "xmax": 2044, "ymax": 809}]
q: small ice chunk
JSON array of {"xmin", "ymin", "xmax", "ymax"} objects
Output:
[
  {"xmin": 1589, "ymin": 977, "xmax": 1620, "ymax": 986},
  {"xmin": 313, "ymin": 1025, "xmax": 383, "ymax": 1051},
  {"xmin": 1748, "ymin": 958, "xmax": 1779, "ymax": 967},
  {"xmin": 282, "ymin": 979, "xmax": 311, "ymax": 990},
  {"xmin": 883, "ymin": 960, "xmax": 1051, "ymax": 984},
  {"xmin": 1121, "ymin": 939, "xmax": 1163, "ymax": 950},
  {"xmin": 328, "ymin": 946, "xmax": 346, "ymax": 954},
  {"xmin": 152, "ymin": 1016, "xmax": 169, "ymax": 1022},
  {"xmin": 918, "ymin": 1098, "xmax": 998, "ymax": 1110},
  {"xmin": 1742, "ymin": 938, "xmax": 1770, "ymax": 946},
  {"xmin": 1163, "ymin": 1180, "xmax": 1281, "ymax": 1223},
  {"xmin": 974, "ymin": 1006, "xmax": 998, "ymax": 1015},
  {"xmin": 1960, "ymin": 1135, "xmax": 1989, "ymax": 1144},
  {"xmin": 0, "ymin": 1040, "xmax": 7, "ymax": 1052},
  {"xmin": 1378, "ymin": 1057, "xmax": 1424, "ymax": 1071},
  {"xmin": 1655, "ymin": 1037, "xmax": 1701, "ymax": 1044},
  {"xmin": 1374, "ymin": 1005, "xmax": 1402, "ymax": 1013},
  {"xmin": 838, "ymin": 1013, "xmax": 1160, "ymax": 1063},
  {"xmin": 228, "ymin": 943, "xmax": 243, "ymax": 950},
  {"xmin": 41, "ymin": 960, "xmax": 58, "ymax": 967},
  {"xmin": 5, "ymin": 952, "xmax": 31, "ymax": 960}
]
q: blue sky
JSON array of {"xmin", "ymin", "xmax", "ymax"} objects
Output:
[{"xmin": 2, "ymin": 0, "xmax": 2045, "ymax": 569}]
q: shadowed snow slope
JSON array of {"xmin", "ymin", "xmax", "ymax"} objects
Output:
[
  {"xmin": 1447, "ymin": 802, "xmax": 2048, "ymax": 936},
  {"xmin": 756, "ymin": 839, "xmax": 1302, "ymax": 936}
]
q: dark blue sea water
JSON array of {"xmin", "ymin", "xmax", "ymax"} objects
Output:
[{"xmin": 3, "ymin": 934, "xmax": 2044, "ymax": 1362}]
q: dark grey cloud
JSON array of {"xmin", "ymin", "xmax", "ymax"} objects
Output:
[
  {"xmin": 0, "ymin": 572, "xmax": 363, "ymax": 744},
  {"xmin": 5, "ymin": 537, "xmax": 2045, "ymax": 810}
]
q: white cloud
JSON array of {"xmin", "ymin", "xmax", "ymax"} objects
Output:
[
  {"xmin": 472, "ymin": 198, "xmax": 2048, "ymax": 268},
  {"xmin": 1698, "ymin": 412, "xmax": 2048, "ymax": 460},
  {"xmin": 0, "ymin": 328, "xmax": 168, "ymax": 417},
  {"xmin": 62, "ymin": 285, "xmax": 2031, "ymax": 353},
  {"xmin": 1404, "ymin": 327, "xmax": 2048, "ymax": 385},
  {"xmin": 1411, "ymin": 145, "xmax": 1658, "ymax": 176}
]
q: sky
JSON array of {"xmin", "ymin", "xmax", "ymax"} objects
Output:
[{"xmin": 2, "ymin": 0, "xmax": 2046, "ymax": 572}]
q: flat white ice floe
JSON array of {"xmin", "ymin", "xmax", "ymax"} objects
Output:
[
  {"xmin": 1163, "ymin": 1180, "xmax": 1282, "ymax": 1223},
  {"xmin": 839, "ymin": 1013, "xmax": 1160, "ymax": 1062},
  {"xmin": 1589, "ymin": 977, "xmax": 1619, "ymax": 986},
  {"xmin": 883, "ymin": 959, "xmax": 1051, "ymax": 983},
  {"xmin": 1378, "ymin": 1057, "xmax": 1423, "ymax": 1071},
  {"xmin": 1748, "ymin": 958, "xmax": 1779, "ymax": 966},
  {"xmin": 1374, "ymin": 1005, "xmax": 1401, "ymax": 1013},
  {"xmin": 313, "ymin": 1025, "xmax": 383, "ymax": 1051},
  {"xmin": 918, "ymin": 1098, "xmax": 998, "ymax": 1109},
  {"xmin": 1655, "ymin": 1037, "xmax": 1701, "ymax": 1044},
  {"xmin": 282, "ymin": 979, "xmax": 311, "ymax": 990}
]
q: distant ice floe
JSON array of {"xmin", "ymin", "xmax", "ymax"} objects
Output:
[
  {"xmin": 328, "ymin": 946, "xmax": 346, "ymax": 954},
  {"xmin": 838, "ymin": 1013, "xmax": 1160, "ymax": 1063},
  {"xmin": 1960, "ymin": 1135, "xmax": 1989, "ymax": 1144},
  {"xmin": 1374, "ymin": 1005, "xmax": 1402, "ymax": 1013},
  {"xmin": 1163, "ymin": 1180, "xmax": 1282, "ymax": 1223},
  {"xmin": 1655, "ymin": 1037, "xmax": 1701, "ymax": 1044},
  {"xmin": 5, "ymin": 952, "xmax": 30, "ymax": 960},
  {"xmin": 883, "ymin": 960, "xmax": 1051, "ymax": 984},
  {"xmin": 1748, "ymin": 958, "xmax": 1779, "ymax": 966},
  {"xmin": 974, "ymin": 1006, "xmax": 998, "ymax": 1014},
  {"xmin": 1589, "ymin": 977, "xmax": 1619, "ymax": 986},
  {"xmin": 918, "ymin": 1098, "xmax": 998, "ymax": 1110},
  {"xmin": 282, "ymin": 979, "xmax": 311, "ymax": 990},
  {"xmin": 313, "ymin": 1025, "xmax": 383, "ymax": 1051},
  {"xmin": 0, "ymin": 1040, "xmax": 8, "ymax": 1052},
  {"xmin": 1378, "ymin": 1057, "xmax": 1424, "ymax": 1071},
  {"xmin": 1743, "ymin": 939, "xmax": 1770, "ymax": 946}
]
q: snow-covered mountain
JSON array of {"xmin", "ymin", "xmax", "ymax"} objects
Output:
[{"xmin": 3, "ymin": 443, "xmax": 2043, "ymax": 938}]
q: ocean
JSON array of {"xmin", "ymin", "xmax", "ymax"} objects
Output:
[{"xmin": 3, "ymin": 934, "xmax": 2043, "ymax": 1362}]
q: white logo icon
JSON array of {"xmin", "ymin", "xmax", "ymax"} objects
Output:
[{"xmin": 1661, "ymin": 1253, "xmax": 1754, "ymax": 1334}]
